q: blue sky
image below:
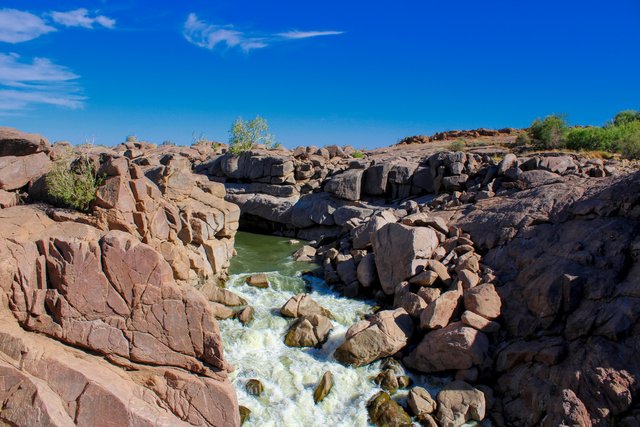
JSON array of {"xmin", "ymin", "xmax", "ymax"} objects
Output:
[{"xmin": 1, "ymin": 0, "xmax": 639, "ymax": 148}]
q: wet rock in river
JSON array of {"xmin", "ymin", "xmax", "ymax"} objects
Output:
[
  {"xmin": 367, "ymin": 391, "xmax": 413, "ymax": 427},
  {"xmin": 284, "ymin": 314, "xmax": 332, "ymax": 347},
  {"xmin": 313, "ymin": 371, "xmax": 334, "ymax": 404},
  {"xmin": 280, "ymin": 293, "xmax": 333, "ymax": 319},
  {"xmin": 246, "ymin": 273, "xmax": 269, "ymax": 288},
  {"xmin": 245, "ymin": 379, "xmax": 264, "ymax": 396}
]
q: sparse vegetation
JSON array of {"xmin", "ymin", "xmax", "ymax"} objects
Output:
[
  {"xmin": 229, "ymin": 116, "xmax": 275, "ymax": 154},
  {"xmin": 46, "ymin": 150, "xmax": 103, "ymax": 212},
  {"xmin": 352, "ymin": 150, "xmax": 365, "ymax": 159},
  {"xmin": 527, "ymin": 114, "xmax": 568, "ymax": 149},
  {"xmin": 525, "ymin": 110, "xmax": 640, "ymax": 158},
  {"xmin": 126, "ymin": 134, "xmax": 137, "ymax": 142},
  {"xmin": 449, "ymin": 139, "xmax": 466, "ymax": 152}
]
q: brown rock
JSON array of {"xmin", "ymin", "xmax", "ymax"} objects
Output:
[
  {"xmin": 404, "ymin": 322, "xmax": 489, "ymax": 373},
  {"xmin": 419, "ymin": 290, "xmax": 461, "ymax": 330},
  {"xmin": 458, "ymin": 269, "xmax": 480, "ymax": 289},
  {"xmin": 0, "ymin": 189, "xmax": 18, "ymax": 208},
  {"xmin": 280, "ymin": 293, "xmax": 333, "ymax": 319},
  {"xmin": 374, "ymin": 368, "xmax": 399, "ymax": 393},
  {"xmin": 210, "ymin": 302, "xmax": 235, "ymax": 319},
  {"xmin": 401, "ymin": 213, "xmax": 449, "ymax": 234},
  {"xmin": 357, "ymin": 252, "xmax": 378, "ymax": 287},
  {"xmin": 425, "ymin": 259, "xmax": 451, "ymax": 284},
  {"xmin": 408, "ymin": 386, "xmax": 437, "ymax": 417},
  {"xmin": 0, "ymin": 152, "xmax": 51, "ymax": 190},
  {"xmin": 367, "ymin": 391, "xmax": 412, "ymax": 427},
  {"xmin": 461, "ymin": 310, "xmax": 500, "ymax": 333},
  {"xmin": 417, "ymin": 287, "xmax": 442, "ymax": 304},
  {"xmin": 314, "ymin": 371, "xmax": 334, "ymax": 404},
  {"xmin": 464, "ymin": 283, "xmax": 502, "ymax": 319},
  {"xmin": 0, "ymin": 127, "xmax": 50, "ymax": 156},
  {"xmin": 246, "ymin": 273, "xmax": 269, "ymax": 288},
  {"xmin": 334, "ymin": 308, "xmax": 414, "ymax": 367},
  {"xmin": 246, "ymin": 379, "xmax": 264, "ymax": 396},
  {"xmin": 236, "ymin": 306, "xmax": 254, "ymax": 325},
  {"xmin": 373, "ymin": 223, "xmax": 439, "ymax": 294},
  {"xmin": 293, "ymin": 244, "xmax": 316, "ymax": 262},
  {"xmin": 409, "ymin": 270, "xmax": 438, "ymax": 287},
  {"xmin": 284, "ymin": 314, "xmax": 332, "ymax": 347},
  {"xmin": 436, "ymin": 380, "xmax": 486, "ymax": 427}
]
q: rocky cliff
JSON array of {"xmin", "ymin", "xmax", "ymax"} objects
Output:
[{"xmin": 0, "ymin": 128, "xmax": 240, "ymax": 426}]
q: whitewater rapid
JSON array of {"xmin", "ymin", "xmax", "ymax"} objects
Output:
[{"xmin": 218, "ymin": 232, "xmax": 444, "ymax": 427}]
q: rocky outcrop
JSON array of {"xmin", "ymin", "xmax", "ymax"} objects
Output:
[
  {"xmin": 0, "ymin": 129, "xmax": 242, "ymax": 426},
  {"xmin": 0, "ymin": 206, "xmax": 239, "ymax": 426}
]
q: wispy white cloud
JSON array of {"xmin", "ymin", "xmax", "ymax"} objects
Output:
[
  {"xmin": 50, "ymin": 8, "xmax": 116, "ymax": 29},
  {"xmin": 0, "ymin": 9, "xmax": 57, "ymax": 43},
  {"xmin": 277, "ymin": 30, "xmax": 345, "ymax": 39},
  {"xmin": 0, "ymin": 53, "xmax": 85, "ymax": 113},
  {"xmin": 183, "ymin": 13, "xmax": 343, "ymax": 52},
  {"xmin": 183, "ymin": 13, "xmax": 267, "ymax": 52}
]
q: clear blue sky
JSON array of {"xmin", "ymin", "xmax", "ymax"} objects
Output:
[{"xmin": 1, "ymin": 0, "xmax": 639, "ymax": 148}]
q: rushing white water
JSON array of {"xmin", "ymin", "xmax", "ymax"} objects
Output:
[{"xmin": 218, "ymin": 232, "xmax": 446, "ymax": 427}]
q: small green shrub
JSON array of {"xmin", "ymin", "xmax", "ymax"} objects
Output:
[
  {"xmin": 527, "ymin": 114, "xmax": 568, "ymax": 149},
  {"xmin": 566, "ymin": 122, "xmax": 640, "ymax": 155},
  {"xmin": 449, "ymin": 139, "xmax": 466, "ymax": 152},
  {"xmin": 613, "ymin": 124, "xmax": 640, "ymax": 159},
  {"xmin": 46, "ymin": 151, "xmax": 103, "ymax": 212},
  {"xmin": 352, "ymin": 150, "xmax": 365, "ymax": 159},
  {"xmin": 229, "ymin": 116, "xmax": 275, "ymax": 155},
  {"xmin": 611, "ymin": 110, "xmax": 640, "ymax": 127}
]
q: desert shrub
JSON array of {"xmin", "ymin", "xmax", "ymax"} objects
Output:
[
  {"xmin": 611, "ymin": 110, "xmax": 640, "ymax": 127},
  {"xmin": 46, "ymin": 151, "xmax": 103, "ymax": 212},
  {"xmin": 566, "ymin": 121, "xmax": 640, "ymax": 156},
  {"xmin": 527, "ymin": 114, "xmax": 568, "ymax": 149},
  {"xmin": 612, "ymin": 124, "xmax": 640, "ymax": 159},
  {"xmin": 352, "ymin": 150, "xmax": 365, "ymax": 159},
  {"xmin": 126, "ymin": 134, "xmax": 137, "ymax": 142},
  {"xmin": 229, "ymin": 116, "xmax": 275, "ymax": 155},
  {"xmin": 449, "ymin": 139, "xmax": 466, "ymax": 152}
]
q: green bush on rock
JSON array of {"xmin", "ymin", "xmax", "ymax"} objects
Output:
[
  {"xmin": 229, "ymin": 115, "xmax": 276, "ymax": 154},
  {"xmin": 46, "ymin": 151, "xmax": 103, "ymax": 212}
]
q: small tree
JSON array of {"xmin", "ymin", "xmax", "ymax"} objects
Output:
[
  {"xmin": 611, "ymin": 110, "xmax": 640, "ymax": 127},
  {"xmin": 228, "ymin": 116, "xmax": 275, "ymax": 154},
  {"xmin": 527, "ymin": 114, "xmax": 568, "ymax": 149}
]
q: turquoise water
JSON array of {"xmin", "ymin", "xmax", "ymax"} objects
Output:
[{"xmin": 219, "ymin": 231, "xmax": 444, "ymax": 427}]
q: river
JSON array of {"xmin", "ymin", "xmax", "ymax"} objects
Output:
[{"xmin": 218, "ymin": 231, "xmax": 445, "ymax": 427}]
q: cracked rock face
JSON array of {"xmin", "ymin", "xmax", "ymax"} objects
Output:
[{"xmin": 0, "ymin": 206, "xmax": 239, "ymax": 426}]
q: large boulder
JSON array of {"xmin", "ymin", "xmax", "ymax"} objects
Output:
[
  {"xmin": 373, "ymin": 223, "xmax": 439, "ymax": 294},
  {"xmin": 0, "ymin": 127, "xmax": 50, "ymax": 156},
  {"xmin": 284, "ymin": 314, "xmax": 332, "ymax": 347},
  {"xmin": 463, "ymin": 283, "xmax": 502, "ymax": 319},
  {"xmin": 281, "ymin": 293, "xmax": 333, "ymax": 318},
  {"xmin": 403, "ymin": 322, "xmax": 489, "ymax": 373},
  {"xmin": 334, "ymin": 308, "xmax": 414, "ymax": 367},
  {"xmin": 0, "ymin": 152, "xmax": 51, "ymax": 190},
  {"xmin": 436, "ymin": 380, "xmax": 486, "ymax": 427},
  {"xmin": 324, "ymin": 169, "xmax": 364, "ymax": 201}
]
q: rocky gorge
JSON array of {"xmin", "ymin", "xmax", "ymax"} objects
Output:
[{"xmin": 0, "ymin": 125, "xmax": 639, "ymax": 426}]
